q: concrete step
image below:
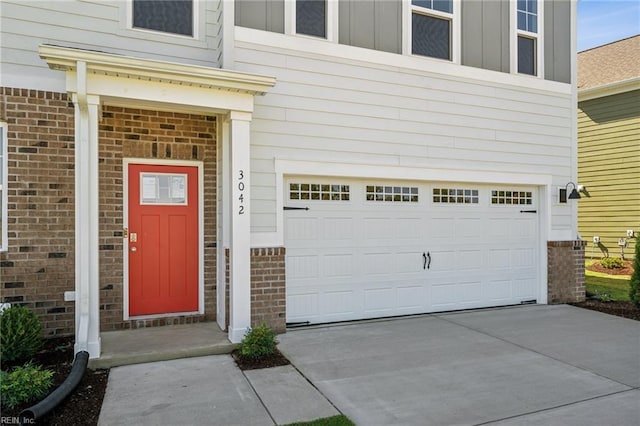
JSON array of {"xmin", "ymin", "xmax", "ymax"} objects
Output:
[{"xmin": 89, "ymin": 322, "xmax": 236, "ymax": 369}]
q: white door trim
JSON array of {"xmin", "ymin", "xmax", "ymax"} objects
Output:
[{"xmin": 122, "ymin": 158, "xmax": 205, "ymax": 320}]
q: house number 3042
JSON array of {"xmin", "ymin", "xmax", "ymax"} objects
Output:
[{"xmin": 238, "ymin": 170, "xmax": 245, "ymax": 215}]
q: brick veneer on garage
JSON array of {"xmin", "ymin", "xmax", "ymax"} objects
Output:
[
  {"xmin": 225, "ymin": 247, "xmax": 287, "ymax": 334},
  {"xmin": 0, "ymin": 88, "xmax": 76, "ymax": 336},
  {"xmin": 99, "ymin": 106, "xmax": 217, "ymax": 330},
  {"xmin": 547, "ymin": 240, "xmax": 587, "ymax": 303}
]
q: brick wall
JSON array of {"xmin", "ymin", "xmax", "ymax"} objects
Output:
[
  {"xmin": 99, "ymin": 106, "xmax": 217, "ymax": 330},
  {"xmin": 0, "ymin": 88, "xmax": 76, "ymax": 336},
  {"xmin": 225, "ymin": 247, "xmax": 287, "ymax": 334},
  {"xmin": 0, "ymin": 89, "xmax": 219, "ymax": 336},
  {"xmin": 547, "ymin": 240, "xmax": 587, "ymax": 303}
]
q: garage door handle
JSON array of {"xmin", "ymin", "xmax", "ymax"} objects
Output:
[{"xmin": 423, "ymin": 252, "xmax": 431, "ymax": 270}]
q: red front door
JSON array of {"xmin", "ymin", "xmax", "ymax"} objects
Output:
[{"xmin": 128, "ymin": 164, "xmax": 199, "ymax": 316}]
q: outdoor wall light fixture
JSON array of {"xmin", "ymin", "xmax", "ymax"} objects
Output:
[
  {"xmin": 559, "ymin": 182, "xmax": 581, "ymax": 203},
  {"xmin": 565, "ymin": 182, "xmax": 581, "ymax": 200}
]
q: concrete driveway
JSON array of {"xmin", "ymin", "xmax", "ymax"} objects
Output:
[{"xmin": 278, "ymin": 305, "xmax": 640, "ymax": 426}]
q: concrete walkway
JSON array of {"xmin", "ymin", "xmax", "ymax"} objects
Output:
[{"xmin": 98, "ymin": 305, "xmax": 640, "ymax": 425}]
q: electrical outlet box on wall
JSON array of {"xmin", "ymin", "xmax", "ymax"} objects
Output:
[
  {"xmin": 592, "ymin": 236, "xmax": 600, "ymax": 244},
  {"xmin": 627, "ymin": 230, "xmax": 635, "ymax": 238}
]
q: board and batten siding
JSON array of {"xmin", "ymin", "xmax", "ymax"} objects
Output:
[
  {"xmin": 0, "ymin": 0, "xmax": 223, "ymax": 92},
  {"xmin": 235, "ymin": 0, "xmax": 572, "ymax": 83},
  {"xmin": 235, "ymin": 0, "xmax": 284, "ymax": 34},
  {"xmin": 578, "ymin": 90, "xmax": 640, "ymax": 258},
  {"xmin": 544, "ymin": 0, "xmax": 572, "ymax": 84},
  {"xmin": 233, "ymin": 41, "xmax": 574, "ymax": 234},
  {"xmin": 460, "ymin": 0, "xmax": 510, "ymax": 73},
  {"xmin": 338, "ymin": 0, "xmax": 402, "ymax": 55}
]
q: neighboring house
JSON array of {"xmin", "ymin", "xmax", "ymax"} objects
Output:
[
  {"xmin": 0, "ymin": 0, "xmax": 583, "ymax": 359},
  {"xmin": 577, "ymin": 35, "xmax": 640, "ymax": 260}
]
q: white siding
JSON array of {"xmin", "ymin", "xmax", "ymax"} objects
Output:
[
  {"xmin": 233, "ymin": 41, "xmax": 574, "ymax": 234},
  {"xmin": 0, "ymin": 0, "xmax": 223, "ymax": 91}
]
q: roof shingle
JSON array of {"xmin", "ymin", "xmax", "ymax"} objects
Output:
[{"xmin": 577, "ymin": 35, "xmax": 640, "ymax": 90}]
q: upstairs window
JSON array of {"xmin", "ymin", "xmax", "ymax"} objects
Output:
[
  {"xmin": 410, "ymin": 0, "xmax": 454, "ymax": 61},
  {"xmin": 132, "ymin": 0, "xmax": 194, "ymax": 37},
  {"xmin": 296, "ymin": 0, "xmax": 326, "ymax": 38},
  {"xmin": 516, "ymin": 0, "xmax": 539, "ymax": 75}
]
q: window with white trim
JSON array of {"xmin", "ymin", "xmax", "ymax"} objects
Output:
[
  {"xmin": 491, "ymin": 190, "xmax": 533, "ymax": 205},
  {"xmin": 409, "ymin": 0, "xmax": 455, "ymax": 61},
  {"xmin": 433, "ymin": 188, "xmax": 478, "ymax": 204},
  {"xmin": 132, "ymin": 0, "xmax": 194, "ymax": 37},
  {"xmin": 296, "ymin": 0, "xmax": 326, "ymax": 38},
  {"xmin": 516, "ymin": 0, "xmax": 540, "ymax": 75},
  {"xmin": 366, "ymin": 185, "xmax": 419, "ymax": 203},
  {"xmin": 0, "ymin": 122, "xmax": 7, "ymax": 252},
  {"xmin": 289, "ymin": 183, "xmax": 350, "ymax": 201}
]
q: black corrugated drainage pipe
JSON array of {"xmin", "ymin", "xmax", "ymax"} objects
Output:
[{"xmin": 19, "ymin": 351, "xmax": 89, "ymax": 426}]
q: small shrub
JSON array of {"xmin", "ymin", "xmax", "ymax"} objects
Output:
[
  {"xmin": 0, "ymin": 305, "xmax": 43, "ymax": 363},
  {"xmin": 629, "ymin": 242, "xmax": 640, "ymax": 308},
  {"xmin": 594, "ymin": 290, "xmax": 613, "ymax": 303},
  {"xmin": 238, "ymin": 323, "xmax": 277, "ymax": 360},
  {"xmin": 600, "ymin": 257, "xmax": 623, "ymax": 269},
  {"xmin": 0, "ymin": 363, "xmax": 54, "ymax": 410}
]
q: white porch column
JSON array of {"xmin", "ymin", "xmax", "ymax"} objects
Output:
[
  {"xmin": 227, "ymin": 111, "xmax": 252, "ymax": 343},
  {"xmin": 73, "ymin": 61, "xmax": 101, "ymax": 358}
]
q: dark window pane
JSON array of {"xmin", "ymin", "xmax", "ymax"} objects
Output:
[
  {"xmin": 412, "ymin": 13, "xmax": 450, "ymax": 60},
  {"xmin": 133, "ymin": 0, "xmax": 193, "ymax": 36},
  {"xmin": 518, "ymin": 11, "xmax": 527, "ymax": 31},
  {"xmin": 296, "ymin": 0, "xmax": 326, "ymax": 38},
  {"xmin": 412, "ymin": 0, "xmax": 432, "ymax": 8},
  {"xmin": 413, "ymin": 0, "xmax": 452, "ymax": 13},
  {"xmin": 517, "ymin": 0, "xmax": 527, "ymax": 11},
  {"xmin": 527, "ymin": 0, "xmax": 537, "ymax": 14},
  {"xmin": 518, "ymin": 36, "xmax": 536, "ymax": 75},
  {"xmin": 528, "ymin": 14, "xmax": 537, "ymax": 33},
  {"xmin": 433, "ymin": 0, "xmax": 452, "ymax": 13}
]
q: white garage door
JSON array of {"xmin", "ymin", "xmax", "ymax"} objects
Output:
[{"xmin": 284, "ymin": 178, "xmax": 540, "ymax": 325}]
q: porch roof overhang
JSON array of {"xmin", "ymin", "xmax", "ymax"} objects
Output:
[
  {"xmin": 38, "ymin": 45, "xmax": 274, "ymax": 356},
  {"xmin": 39, "ymin": 44, "xmax": 276, "ymax": 113}
]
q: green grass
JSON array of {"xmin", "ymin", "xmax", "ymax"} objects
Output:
[
  {"xmin": 283, "ymin": 415, "xmax": 355, "ymax": 426},
  {"xmin": 585, "ymin": 269, "xmax": 631, "ymax": 302}
]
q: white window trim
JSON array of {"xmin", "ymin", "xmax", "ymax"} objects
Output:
[
  {"xmin": 510, "ymin": 0, "xmax": 544, "ymax": 78},
  {"xmin": 285, "ymin": 0, "xmax": 339, "ymax": 42},
  {"xmin": 402, "ymin": 0, "xmax": 461, "ymax": 64},
  {"xmin": 0, "ymin": 122, "xmax": 7, "ymax": 252},
  {"xmin": 121, "ymin": 0, "xmax": 205, "ymax": 44}
]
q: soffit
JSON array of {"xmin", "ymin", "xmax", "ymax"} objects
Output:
[{"xmin": 39, "ymin": 44, "xmax": 276, "ymax": 96}]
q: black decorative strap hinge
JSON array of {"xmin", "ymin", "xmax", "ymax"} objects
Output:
[
  {"xmin": 519, "ymin": 210, "xmax": 537, "ymax": 213},
  {"xmin": 283, "ymin": 206, "xmax": 309, "ymax": 211}
]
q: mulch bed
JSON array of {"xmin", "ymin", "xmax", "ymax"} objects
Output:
[
  {"xmin": 570, "ymin": 300, "xmax": 640, "ymax": 321},
  {"xmin": 586, "ymin": 260, "xmax": 634, "ymax": 275},
  {"xmin": 2, "ymin": 336, "xmax": 109, "ymax": 426},
  {"xmin": 231, "ymin": 348, "xmax": 291, "ymax": 370}
]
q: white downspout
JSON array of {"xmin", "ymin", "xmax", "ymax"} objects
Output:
[{"xmin": 73, "ymin": 61, "xmax": 101, "ymax": 358}]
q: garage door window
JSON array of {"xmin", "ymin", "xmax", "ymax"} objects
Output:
[
  {"xmin": 433, "ymin": 188, "xmax": 478, "ymax": 204},
  {"xmin": 289, "ymin": 183, "xmax": 350, "ymax": 201},
  {"xmin": 491, "ymin": 190, "xmax": 532, "ymax": 205},
  {"xmin": 366, "ymin": 185, "xmax": 419, "ymax": 202}
]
